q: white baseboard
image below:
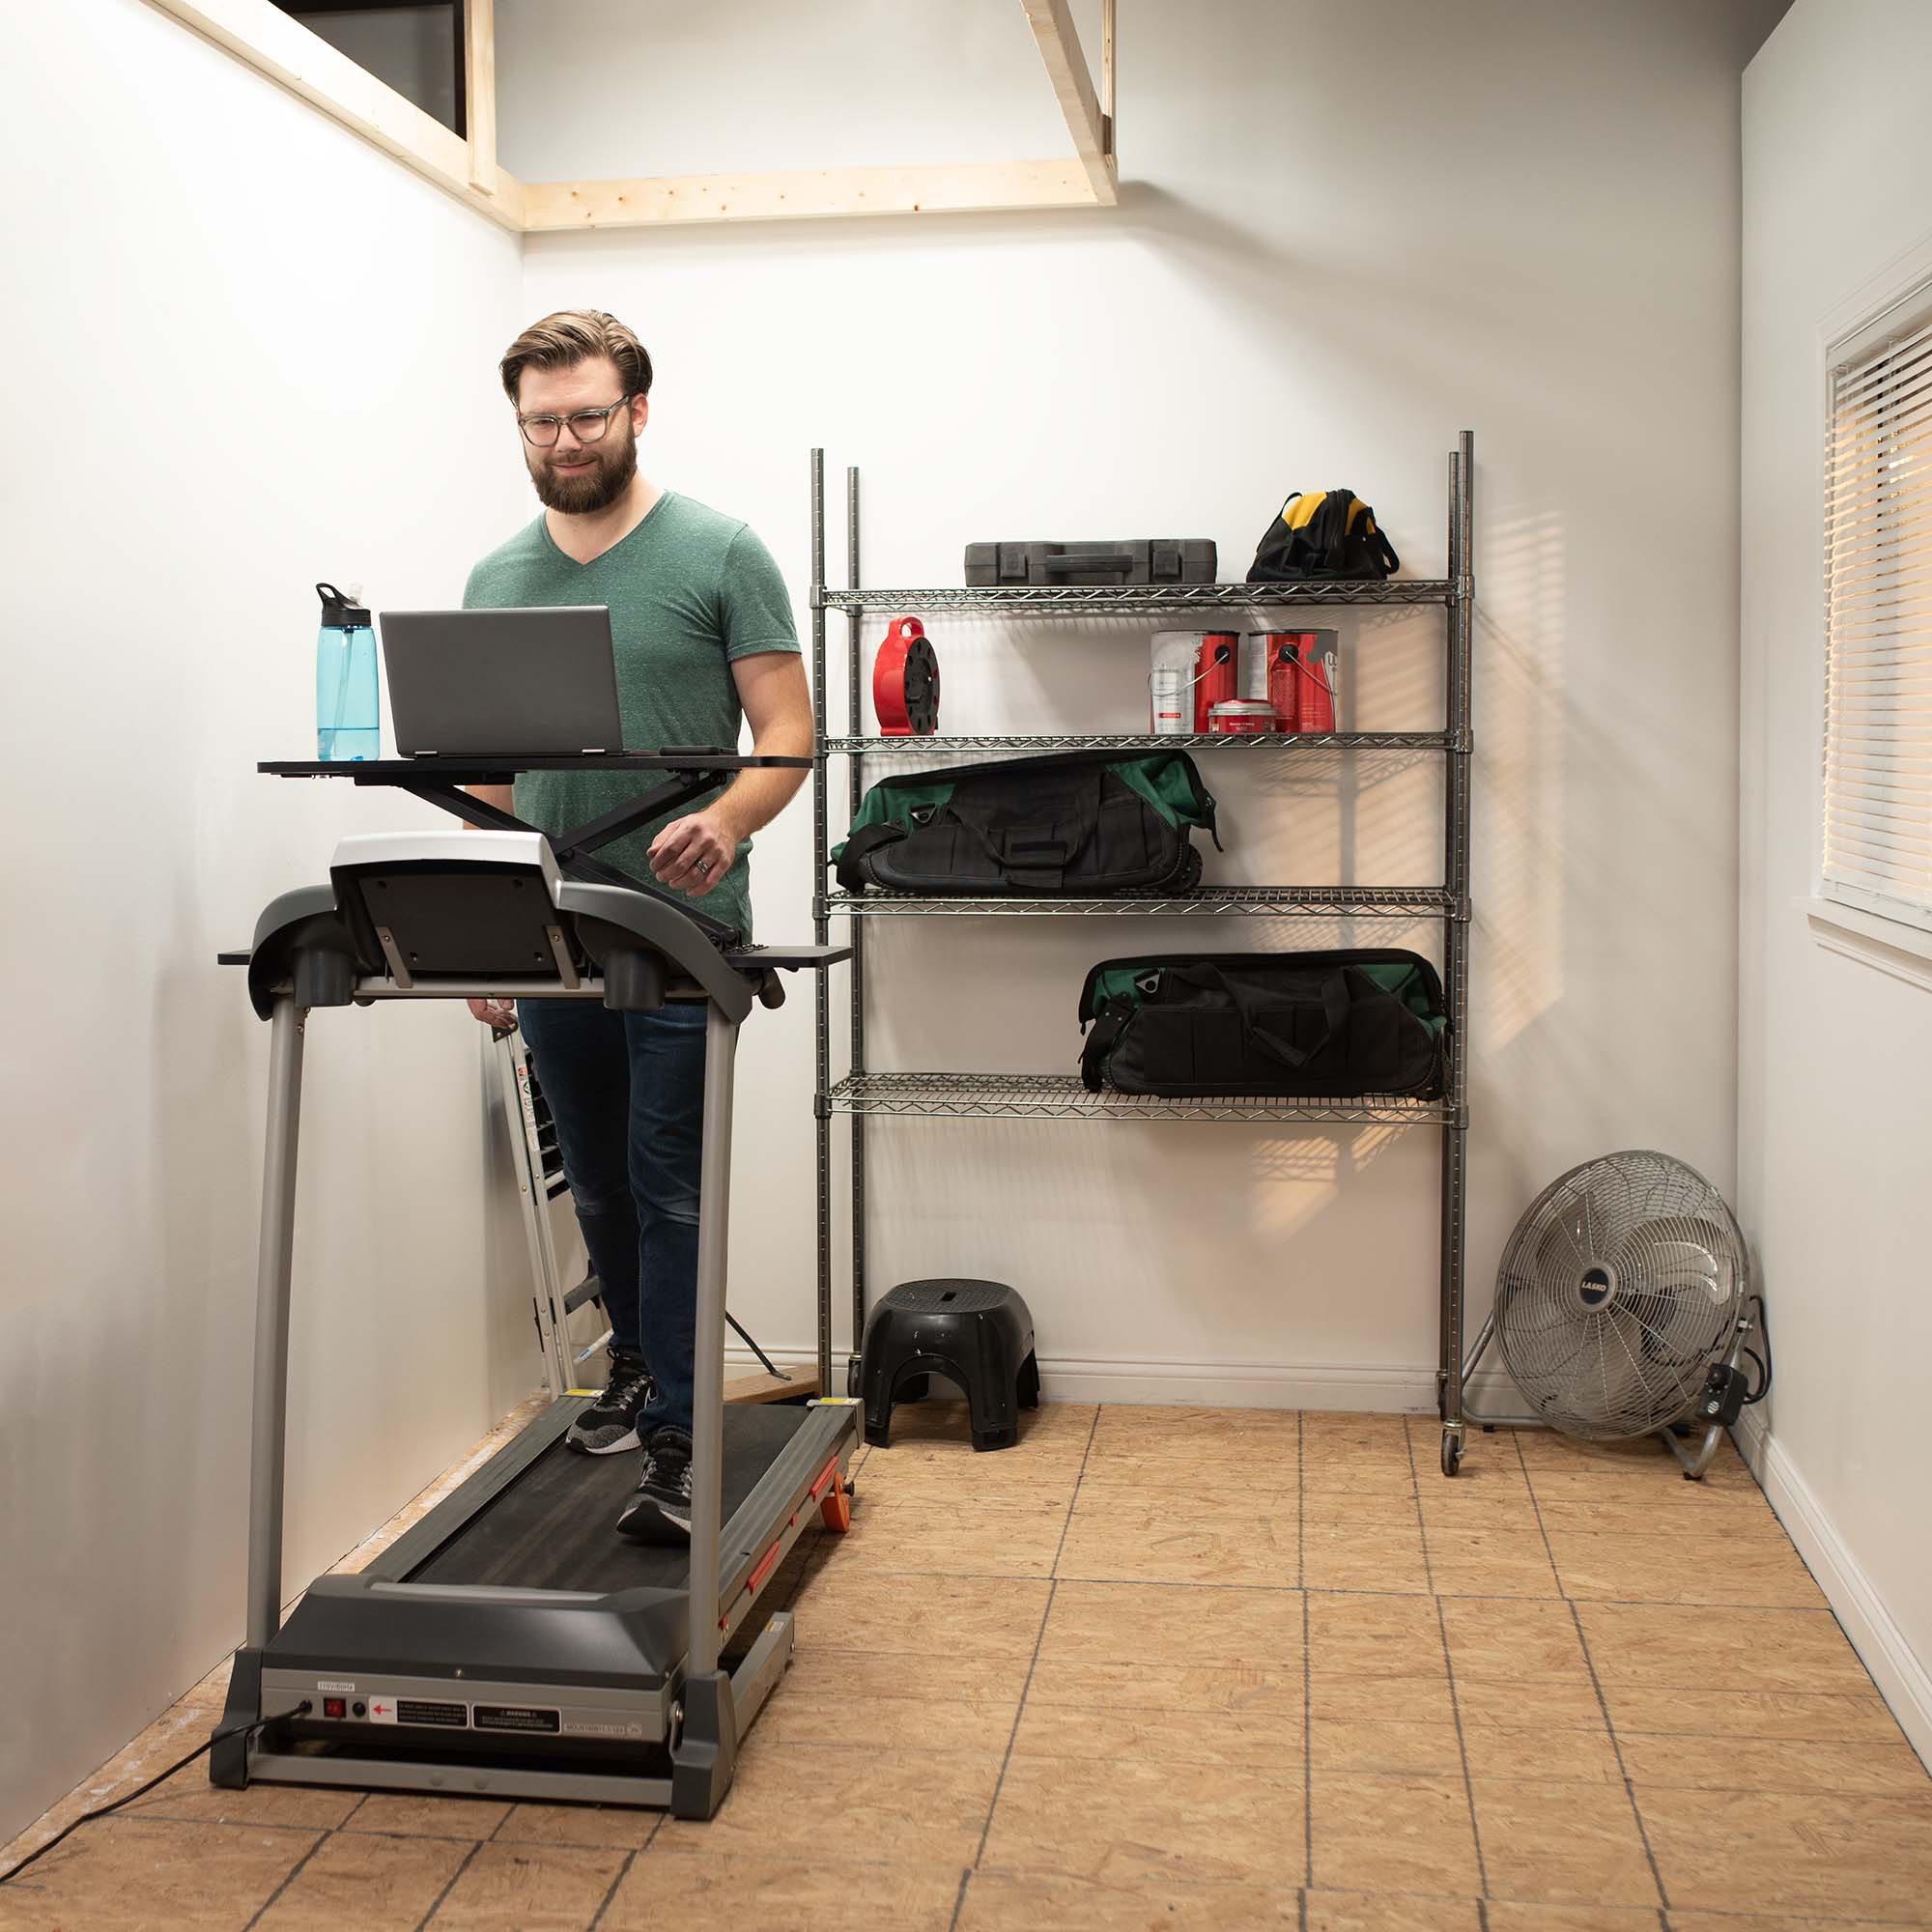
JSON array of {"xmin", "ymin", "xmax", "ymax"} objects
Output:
[
  {"xmin": 1734, "ymin": 1406, "xmax": 1932, "ymax": 1773},
  {"xmin": 723, "ymin": 1347, "xmax": 1527, "ymax": 1419}
]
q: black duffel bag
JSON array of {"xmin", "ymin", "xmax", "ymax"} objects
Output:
[
  {"xmin": 1079, "ymin": 951, "xmax": 1447, "ymax": 1098},
  {"xmin": 833, "ymin": 750, "xmax": 1219, "ymax": 896}
]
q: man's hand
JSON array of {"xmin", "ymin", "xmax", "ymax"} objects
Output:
[
  {"xmin": 469, "ymin": 996, "xmax": 517, "ymax": 1031},
  {"xmin": 648, "ymin": 807, "xmax": 739, "ymax": 897}
]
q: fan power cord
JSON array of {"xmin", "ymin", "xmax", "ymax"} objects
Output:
[
  {"xmin": 1741, "ymin": 1291, "xmax": 1773, "ymax": 1404},
  {"xmin": 1694, "ymin": 1293, "xmax": 1773, "ymax": 1428},
  {"xmin": 0, "ymin": 1716, "xmax": 276, "ymax": 1888}
]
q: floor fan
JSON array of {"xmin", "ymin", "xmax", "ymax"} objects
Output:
[{"xmin": 1464, "ymin": 1150, "xmax": 1768, "ymax": 1479}]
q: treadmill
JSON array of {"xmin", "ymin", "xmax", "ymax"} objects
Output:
[{"xmin": 213, "ymin": 828, "xmax": 857, "ymax": 1818}]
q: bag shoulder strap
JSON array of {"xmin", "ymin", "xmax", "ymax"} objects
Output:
[
  {"xmin": 832, "ymin": 820, "xmax": 905, "ymax": 891},
  {"xmin": 1079, "ymin": 997, "xmax": 1134, "ymax": 1091}
]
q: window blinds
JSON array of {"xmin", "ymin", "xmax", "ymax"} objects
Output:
[{"xmin": 1823, "ymin": 304, "xmax": 1932, "ymax": 932}]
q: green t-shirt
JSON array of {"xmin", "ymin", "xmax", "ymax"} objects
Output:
[{"xmin": 462, "ymin": 491, "xmax": 799, "ymax": 940}]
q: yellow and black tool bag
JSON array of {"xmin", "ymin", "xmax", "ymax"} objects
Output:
[
  {"xmin": 1247, "ymin": 487, "xmax": 1400, "ymax": 582},
  {"xmin": 832, "ymin": 749, "xmax": 1218, "ymax": 896},
  {"xmin": 1079, "ymin": 951, "xmax": 1446, "ymax": 1097}
]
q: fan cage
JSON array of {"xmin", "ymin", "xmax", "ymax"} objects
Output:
[{"xmin": 1493, "ymin": 1150, "xmax": 1748, "ymax": 1442}]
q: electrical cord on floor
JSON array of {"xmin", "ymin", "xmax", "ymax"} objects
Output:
[{"xmin": 0, "ymin": 1718, "xmax": 271, "ymax": 1888}]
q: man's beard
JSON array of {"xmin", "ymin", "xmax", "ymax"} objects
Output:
[{"xmin": 529, "ymin": 428, "xmax": 637, "ymax": 514}]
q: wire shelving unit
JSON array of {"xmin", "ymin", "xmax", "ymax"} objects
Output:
[{"xmin": 808, "ymin": 436, "xmax": 1476, "ymax": 1474}]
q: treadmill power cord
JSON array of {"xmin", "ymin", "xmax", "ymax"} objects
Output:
[
  {"xmin": 725, "ymin": 1312, "xmax": 785, "ymax": 1381},
  {"xmin": 0, "ymin": 1714, "xmax": 280, "ymax": 1888}
]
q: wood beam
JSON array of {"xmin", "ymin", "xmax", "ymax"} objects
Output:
[
  {"xmin": 142, "ymin": 0, "xmax": 522, "ymax": 230},
  {"xmin": 144, "ymin": 0, "xmax": 1114, "ymax": 236},
  {"xmin": 1101, "ymin": 0, "xmax": 1116, "ymax": 158},
  {"xmin": 463, "ymin": 0, "xmax": 497, "ymax": 195},
  {"xmin": 1019, "ymin": 0, "xmax": 1116, "ymax": 204},
  {"xmin": 522, "ymin": 156, "xmax": 1098, "ymax": 231}
]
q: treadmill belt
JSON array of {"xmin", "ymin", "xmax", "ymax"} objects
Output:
[{"xmin": 405, "ymin": 1403, "xmax": 810, "ymax": 1595}]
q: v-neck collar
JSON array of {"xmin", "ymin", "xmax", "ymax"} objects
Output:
[{"xmin": 539, "ymin": 488, "xmax": 673, "ymax": 570}]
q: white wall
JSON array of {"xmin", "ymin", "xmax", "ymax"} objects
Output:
[
  {"xmin": 0, "ymin": 0, "xmax": 528, "ymax": 1844},
  {"xmin": 506, "ymin": 0, "xmax": 1772, "ymax": 1406},
  {"xmin": 1738, "ymin": 0, "xmax": 1932, "ymax": 1761}
]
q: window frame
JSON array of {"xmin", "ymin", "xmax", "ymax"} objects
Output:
[{"xmin": 1809, "ymin": 233, "xmax": 1932, "ymax": 981}]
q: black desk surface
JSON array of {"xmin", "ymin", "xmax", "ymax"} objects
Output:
[{"xmin": 262, "ymin": 753, "xmax": 810, "ymax": 778}]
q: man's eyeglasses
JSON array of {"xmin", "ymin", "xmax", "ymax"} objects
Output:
[{"xmin": 517, "ymin": 398, "xmax": 631, "ymax": 448}]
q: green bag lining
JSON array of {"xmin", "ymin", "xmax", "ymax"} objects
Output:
[{"xmin": 1086, "ymin": 960, "xmax": 1448, "ymax": 1036}]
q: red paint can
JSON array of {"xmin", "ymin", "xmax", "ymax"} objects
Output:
[
  {"xmin": 1256, "ymin": 632, "xmax": 1312, "ymax": 731},
  {"xmin": 1193, "ymin": 633, "xmax": 1238, "ymax": 732},
  {"xmin": 1296, "ymin": 630, "xmax": 1338, "ymax": 734},
  {"xmin": 1261, "ymin": 630, "xmax": 1338, "ymax": 734}
]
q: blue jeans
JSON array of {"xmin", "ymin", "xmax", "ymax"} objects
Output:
[{"xmin": 515, "ymin": 998, "xmax": 706, "ymax": 1436}]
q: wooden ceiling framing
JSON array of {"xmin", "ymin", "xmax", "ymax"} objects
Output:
[{"xmin": 147, "ymin": 0, "xmax": 1118, "ymax": 233}]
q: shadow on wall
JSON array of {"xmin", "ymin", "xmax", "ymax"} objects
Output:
[{"xmin": 148, "ymin": 860, "xmax": 263, "ymax": 1684}]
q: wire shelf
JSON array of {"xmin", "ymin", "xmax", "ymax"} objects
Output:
[
  {"xmin": 825, "ymin": 1071, "xmax": 1452, "ymax": 1124},
  {"xmin": 822, "ymin": 731, "xmax": 1455, "ymax": 755},
  {"xmin": 814, "ymin": 581, "xmax": 1458, "ymax": 613},
  {"xmin": 823, "ymin": 886, "xmax": 1459, "ymax": 918}
]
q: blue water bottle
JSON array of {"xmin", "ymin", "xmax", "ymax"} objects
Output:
[{"xmin": 316, "ymin": 581, "xmax": 380, "ymax": 761}]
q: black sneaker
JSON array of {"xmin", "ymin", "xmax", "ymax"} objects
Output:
[
  {"xmin": 566, "ymin": 1349, "xmax": 654, "ymax": 1456},
  {"xmin": 616, "ymin": 1427, "xmax": 694, "ymax": 1544}
]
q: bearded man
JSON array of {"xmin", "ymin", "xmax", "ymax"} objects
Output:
[{"xmin": 461, "ymin": 309, "xmax": 810, "ymax": 1540}]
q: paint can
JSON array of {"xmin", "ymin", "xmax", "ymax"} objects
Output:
[
  {"xmin": 1252, "ymin": 632, "xmax": 1312, "ymax": 729},
  {"xmin": 1192, "ymin": 633, "xmax": 1239, "ymax": 732},
  {"xmin": 1238, "ymin": 632, "xmax": 1280, "ymax": 703},
  {"xmin": 1150, "ymin": 665, "xmax": 1189, "ymax": 735},
  {"xmin": 1296, "ymin": 629, "xmax": 1339, "ymax": 733},
  {"xmin": 1264, "ymin": 635, "xmax": 1310, "ymax": 732}
]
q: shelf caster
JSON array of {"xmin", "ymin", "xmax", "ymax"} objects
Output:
[
  {"xmin": 1440, "ymin": 1429, "xmax": 1463, "ymax": 1478},
  {"xmin": 845, "ymin": 1356, "xmax": 863, "ymax": 1399}
]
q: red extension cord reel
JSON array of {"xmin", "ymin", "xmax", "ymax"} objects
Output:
[{"xmin": 872, "ymin": 616, "xmax": 941, "ymax": 735}]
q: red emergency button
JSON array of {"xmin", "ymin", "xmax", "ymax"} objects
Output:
[{"xmin": 322, "ymin": 1696, "xmax": 346, "ymax": 1719}]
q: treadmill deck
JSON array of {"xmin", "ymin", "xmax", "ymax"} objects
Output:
[{"xmin": 401, "ymin": 1402, "xmax": 811, "ymax": 1594}]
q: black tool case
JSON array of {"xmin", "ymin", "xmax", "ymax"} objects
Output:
[
  {"xmin": 964, "ymin": 539, "xmax": 1218, "ymax": 587},
  {"xmin": 1077, "ymin": 950, "xmax": 1449, "ymax": 1098}
]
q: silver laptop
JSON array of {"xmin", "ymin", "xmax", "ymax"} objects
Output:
[{"xmin": 380, "ymin": 606, "xmax": 626, "ymax": 756}]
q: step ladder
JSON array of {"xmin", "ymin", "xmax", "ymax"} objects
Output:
[{"xmin": 495, "ymin": 1029, "xmax": 821, "ymax": 1406}]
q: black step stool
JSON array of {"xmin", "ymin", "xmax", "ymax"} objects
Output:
[{"xmin": 860, "ymin": 1279, "xmax": 1038, "ymax": 1451}]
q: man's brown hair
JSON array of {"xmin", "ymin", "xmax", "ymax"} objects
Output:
[{"xmin": 498, "ymin": 309, "xmax": 653, "ymax": 404}]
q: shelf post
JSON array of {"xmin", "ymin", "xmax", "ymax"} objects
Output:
[
  {"xmin": 846, "ymin": 466, "xmax": 868, "ymax": 1392},
  {"xmin": 810, "ymin": 450, "xmax": 833, "ymax": 1395},
  {"xmin": 1438, "ymin": 432, "xmax": 1475, "ymax": 1447}
]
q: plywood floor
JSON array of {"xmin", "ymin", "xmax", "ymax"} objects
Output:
[{"xmin": 4, "ymin": 1401, "xmax": 1930, "ymax": 1930}]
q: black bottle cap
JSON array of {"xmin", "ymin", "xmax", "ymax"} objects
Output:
[{"xmin": 316, "ymin": 581, "xmax": 371, "ymax": 628}]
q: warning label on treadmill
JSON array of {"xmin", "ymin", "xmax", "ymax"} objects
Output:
[
  {"xmin": 561, "ymin": 1719, "xmax": 646, "ymax": 1739},
  {"xmin": 473, "ymin": 1705, "xmax": 561, "ymax": 1734}
]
